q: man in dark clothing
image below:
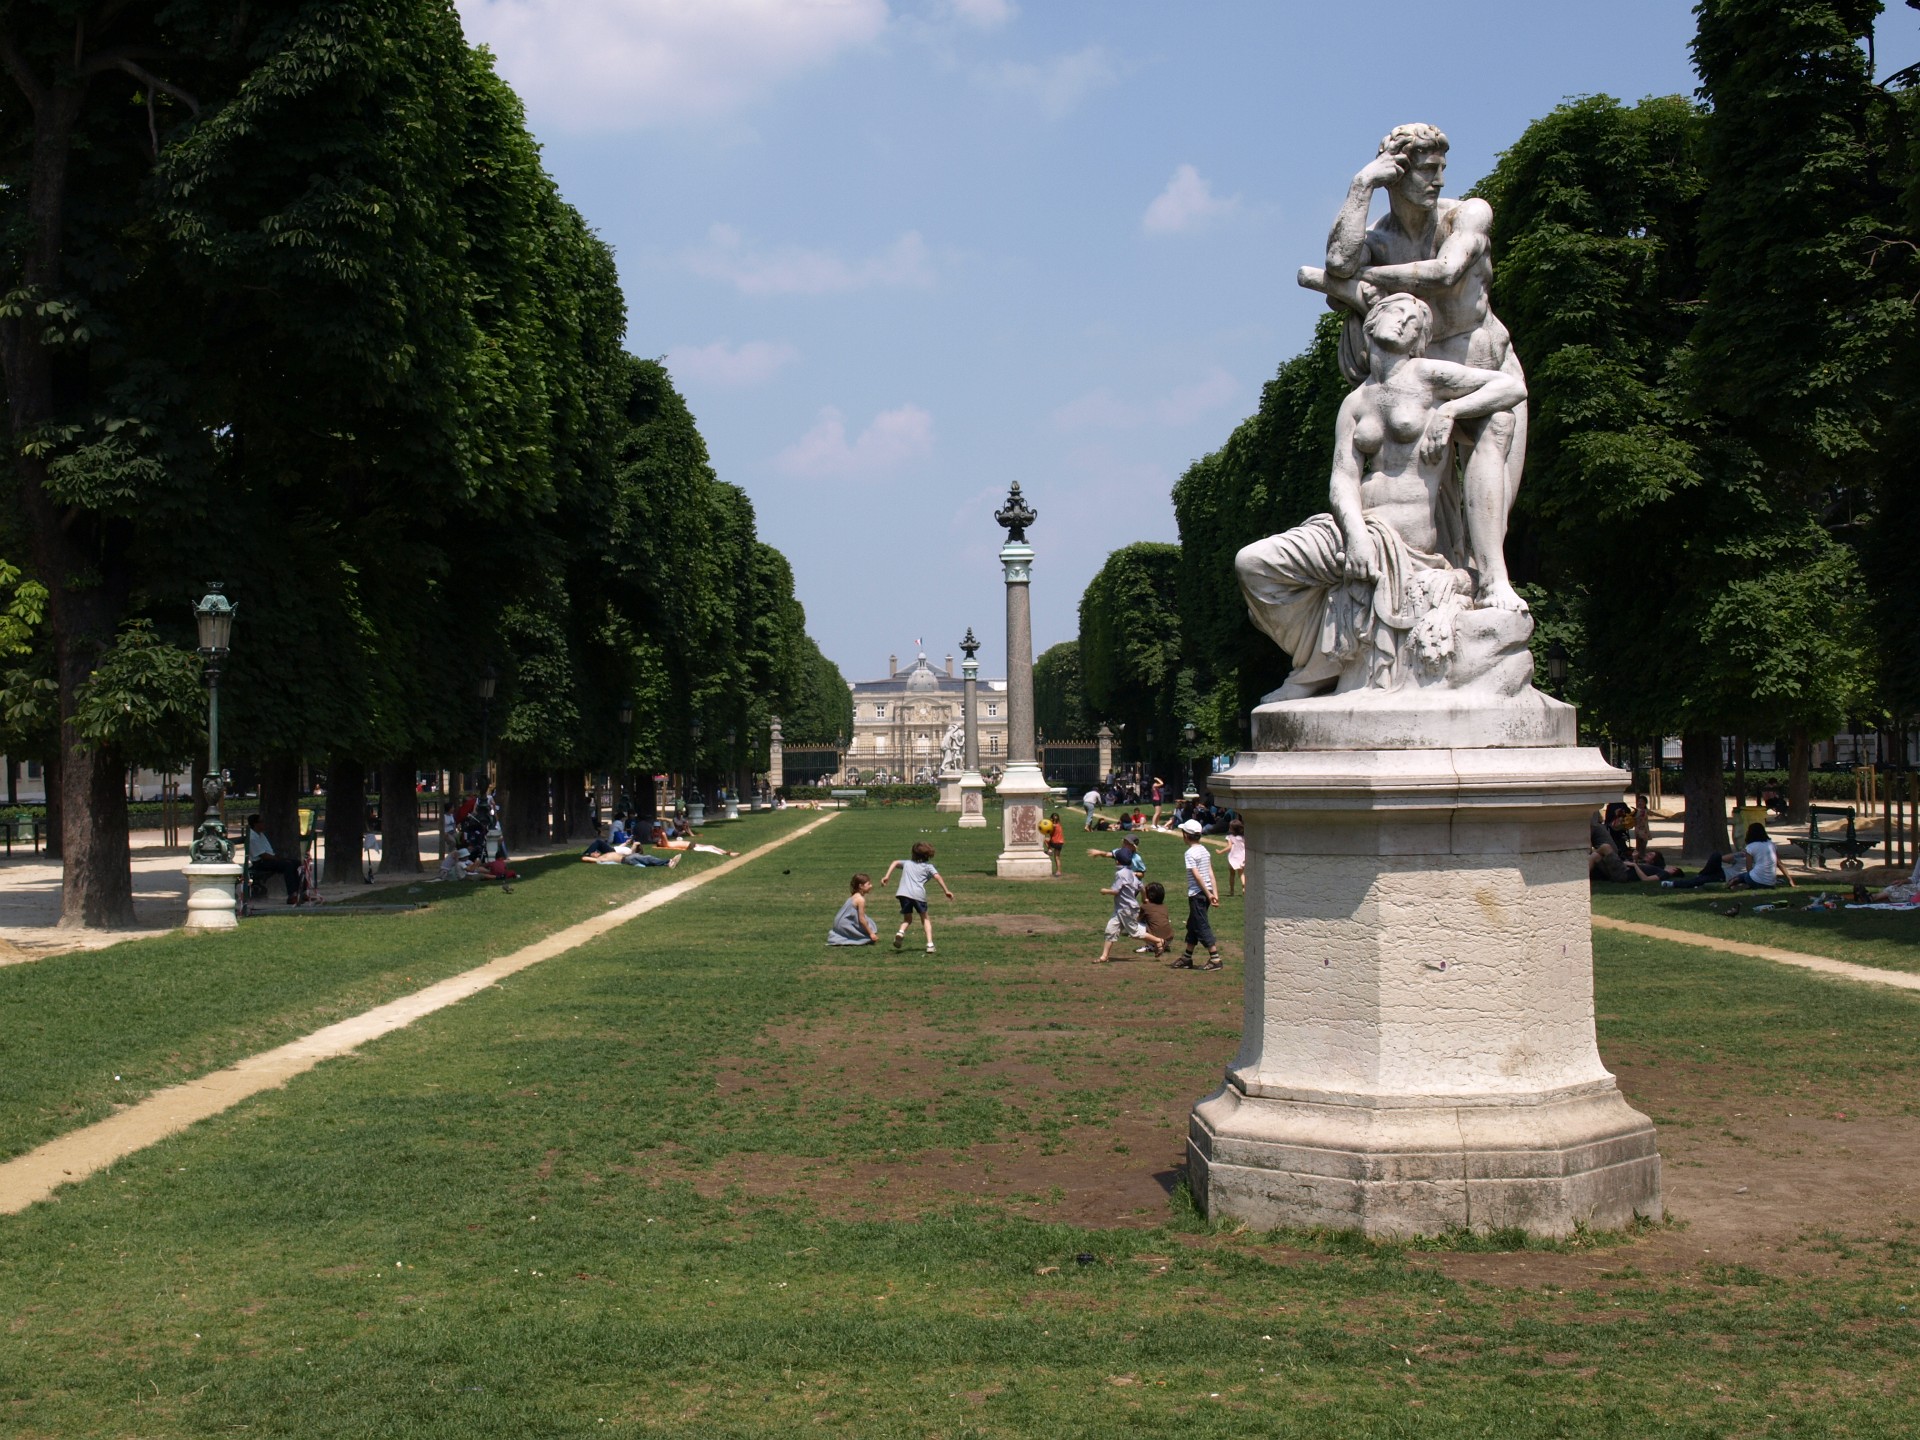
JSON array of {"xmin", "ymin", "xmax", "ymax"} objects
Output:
[{"xmin": 246, "ymin": 814, "xmax": 306, "ymax": 903}]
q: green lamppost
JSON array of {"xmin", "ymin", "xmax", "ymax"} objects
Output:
[
  {"xmin": 1182, "ymin": 720, "xmax": 1201, "ymax": 802},
  {"xmin": 617, "ymin": 697, "xmax": 635, "ymax": 812},
  {"xmin": 191, "ymin": 584, "xmax": 236, "ymax": 861}
]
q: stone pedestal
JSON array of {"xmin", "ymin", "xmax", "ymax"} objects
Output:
[
  {"xmin": 183, "ymin": 861, "xmax": 243, "ymax": 931},
  {"xmin": 724, "ymin": 796, "xmax": 741, "ymax": 821},
  {"xmin": 958, "ymin": 770, "xmax": 988, "ymax": 828},
  {"xmin": 689, "ymin": 801, "xmax": 706, "ymax": 825},
  {"xmin": 1189, "ymin": 736, "xmax": 1661, "ymax": 1238},
  {"xmin": 994, "ymin": 762, "xmax": 1053, "ymax": 877},
  {"xmin": 935, "ymin": 770, "xmax": 962, "ymax": 812}
]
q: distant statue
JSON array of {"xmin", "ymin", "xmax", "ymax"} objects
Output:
[
  {"xmin": 1297, "ymin": 122, "xmax": 1529, "ymax": 614},
  {"xmin": 938, "ymin": 718, "xmax": 964, "ymax": 775},
  {"xmin": 1235, "ymin": 293, "xmax": 1525, "ymax": 699}
]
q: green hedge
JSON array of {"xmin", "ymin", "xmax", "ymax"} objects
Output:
[
  {"xmin": 1630, "ymin": 769, "xmax": 1884, "ymax": 803},
  {"xmin": 786, "ymin": 784, "xmax": 941, "ymax": 806}
]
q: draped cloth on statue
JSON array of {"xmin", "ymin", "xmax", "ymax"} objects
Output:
[{"xmin": 1236, "ymin": 512, "xmax": 1475, "ymax": 696}]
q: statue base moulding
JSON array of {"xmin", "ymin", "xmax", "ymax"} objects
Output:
[
  {"xmin": 993, "ymin": 762, "xmax": 1053, "ymax": 877},
  {"xmin": 935, "ymin": 770, "xmax": 962, "ymax": 812},
  {"xmin": 1189, "ymin": 717, "xmax": 1661, "ymax": 1237},
  {"xmin": 183, "ymin": 861, "xmax": 244, "ymax": 932}
]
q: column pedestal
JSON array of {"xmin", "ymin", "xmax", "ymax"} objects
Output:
[
  {"xmin": 994, "ymin": 762, "xmax": 1053, "ymax": 877},
  {"xmin": 935, "ymin": 769, "xmax": 962, "ymax": 812},
  {"xmin": 183, "ymin": 862, "xmax": 243, "ymax": 931},
  {"xmin": 957, "ymin": 770, "xmax": 988, "ymax": 828},
  {"xmin": 1188, "ymin": 738, "xmax": 1660, "ymax": 1237}
]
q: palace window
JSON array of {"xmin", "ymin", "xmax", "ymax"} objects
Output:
[
  {"xmin": 987, "ymin": 703, "xmax": 998, "ymax": 717},
  {"xmin": 875, "ymin": 703, "xmax": 886, "ymax": 719},
  {"xmin": 989, "ymin": 736, "xmax": 999, "ymax": 755}
]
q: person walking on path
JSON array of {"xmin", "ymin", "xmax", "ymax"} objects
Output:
[
  {"xmin": 1045, "ymin": 811, "xmax": 1068, "ymax": 874},
  {"xmin": 827, "ymin": 873, "xmax": 880, "ymax": 946},
  {"xmin": 1172, "ymin": 818, "xmax": 1222, "ymax": 971},
  {"xmin": 1093, "ymin": 859, "xmax": 1148, "ymax": 963},
  {"xmin": 1083, "ymin": 787, "xmax": 1102, "ymax": 829},
  {"xmin": 1149, "ymin": 777, "xmax": 1165, "ymax": 829},
  {"xmin": 884, "ymin": 841, "xmax": 955, "ymax": 953}
]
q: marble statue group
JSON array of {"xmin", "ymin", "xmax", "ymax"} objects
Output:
[{"xmin": 1238, "ymin": 123, "xmax": 1536, "ymax": 704}]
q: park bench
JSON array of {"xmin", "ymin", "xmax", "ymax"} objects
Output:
[
  {"xmin": 829, "ymin": 788, "xmax": 869, "ymax": 808},
  {"xmin": 1798, "ymin": 804, "xmax": 1880, "ymax": 870},
  {"xmin": 1, "ymin": 812, "xmax": 40, "ymax": 855}
]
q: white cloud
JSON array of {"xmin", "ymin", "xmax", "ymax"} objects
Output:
[
  {"xmin": 775, "ymin": 404, "xmax": 934, "ymax": 477},
  {"xmin": 685, "ymin": 224, "xmax": 935, "ymax": 296},
  {"xmin": 666, "ymin": 339, "xmax": 800, "ymax": 388},
  {"xmin": 1052, "ymin": 367, "xmax": 1239, "ymax": 431},
  {"xmin": 948, "ymin": 0, "xmax": 1014, "ymax": 27},
  {"xmin": 455, "ymin": 0, "xmax": 889, "ymax": 133},
  {"xmin": 1142, "ymin": 164, "xmax": 1239, "ymax": 236},
  {"xmin": 982, "ymin": 44, "xmax": 1117, "ymax": 118}
]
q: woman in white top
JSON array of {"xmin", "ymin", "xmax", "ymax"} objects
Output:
[{"xmin": 1727, "ymin": 822, "xmax": 1780, "ymax": 889}]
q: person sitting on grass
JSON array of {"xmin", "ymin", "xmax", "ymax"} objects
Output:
[
  {"xmin": 1726, "ymin": 821, "xmax": 1783, "ymax": 890},
  {"xmin": 1093, "ymin": 857, "xmax": 1147, "ymax": 963},
  {"xmin": 827, "ymin": 873, "xmax": 880, "ymax": 946},
  {"xmin": 883, "ymin": 841, "xmax": 955, "ymax": 954},
  {"xmin": 1866, "ymin": 857, "xmax": 1920, "ymax": 905}
]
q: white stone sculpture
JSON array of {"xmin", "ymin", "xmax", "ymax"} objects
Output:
[
  {"xmin": 1188, "ymin": 124, "xmax": 1661, "ymax": 1240},
  {"xmin": 938, "ymin": 718, "xmax": 964, "ymax": 776}
]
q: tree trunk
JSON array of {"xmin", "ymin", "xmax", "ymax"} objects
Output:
[
  {"xmin": 498, "ymin": 754, "xmax": 545, "ymax": 851},
  {"xmin": 322, "ymin": 757, "xmax": 365, "ymax": 885},
  {"xmin": 42, "ymin": 748, "xmax": 63, "ymax": 860},
  {"xmin": 1681, "ymin": 731, "xmax": 1729, "ymax": 861},
  {"xmin": 379, "ymin": 758, "xmax": 422, "ymax": 874},
  {"xmin": 1787, "ymin": 728, "xmax": 1812, "ymax": 825},
  {"xmin": 565, "ymin": 768, "xmax": 594, "ymax": 839},
  {"xmin": 636, "ymin": 771, "xmax": 657, "ymax": 826},
  {"xmin": 257, "ymin": 754, "xmax": 302, "ymax": 859}
]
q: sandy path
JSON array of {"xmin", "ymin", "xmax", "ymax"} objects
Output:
[
  {"xmin": 0, "ymin": 814, "xmax": 835, "ymax": 1215},
  {"xmin": 1592, "ymin": 913, "xmax": 1920, "ymax": 991}
]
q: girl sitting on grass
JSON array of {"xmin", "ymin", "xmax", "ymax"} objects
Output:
[{"xmin": 827, "ymin": 873, "xmax": 880, "ymax": 946}]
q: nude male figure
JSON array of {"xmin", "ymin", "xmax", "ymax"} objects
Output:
[{"xmin": 1298, "ymin": 123, "xmax": 1530, "ymax": 614}]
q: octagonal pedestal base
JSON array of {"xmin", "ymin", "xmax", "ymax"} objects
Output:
[
  {"xmin": 183, "ymin": 862, "xmax": 243, "ymax": 932},
  {"xmin": 1192, "ymin": 738, "xmax": 1661, "ymax": 1238}
]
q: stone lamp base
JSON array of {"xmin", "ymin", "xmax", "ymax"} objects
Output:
[
  {"xmin": 183, "ymin": 861, "xmax": 244, "ymax": 931},
  {"xmin": 1190, "ymin": 741, "xmax": 1660, "ymax": 1237},
  {"xmin": 957, "ymin": 771, "xmax": 988, "ymax": 828}
]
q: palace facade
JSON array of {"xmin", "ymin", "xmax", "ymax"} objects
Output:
[{"xmin": 845, "ymin": 651, "xmax": 1009, "ymax": 782}]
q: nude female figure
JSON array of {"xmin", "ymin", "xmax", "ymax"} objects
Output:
[
  {"xmin": 1297, "ymin": 123, "xmax": 1530, "ymax": 615},
  {"xmin": 1234, "ymin": 293, "xmax": 1526, "ymax": 699}
]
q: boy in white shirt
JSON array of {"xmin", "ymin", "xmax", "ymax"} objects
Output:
[{"xmin": 1172, "ymin": 819, "xmax": 1222, "ymax": 971}]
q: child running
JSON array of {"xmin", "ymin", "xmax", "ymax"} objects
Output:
[
  {"xmin": 1093, "ymin": 856, "xmax": 1147, "ymax": 963},
  {"xmin": 1172, "ymin": 818, "xmax": 1222, "ymax": 971},
  {"xmin": 883, "ymin": 841, "xmax": 956, "ymax": 953},
  {"xmin": 1224, "ymin": 818, "xmax": 1247, "ymax": 897},
  {"xmin": 826, "ymin": 873, "xmax": 880, "ymax": 946}
]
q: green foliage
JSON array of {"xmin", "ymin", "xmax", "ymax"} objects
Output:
[
  {"xmin": 69, "ymin": 620, "xmax": 206, "ymax": 769},
  {"xmin": 1033, "ymin": 640, "xmax": 1094, "ymax": 739},
  {"xmin": 1078, "ymin": 543, "xmax": 1195, "ymax": 771},
  {"xmin": 1170, "ymin": 313, "xmax": 1348, "ymax": 729}
]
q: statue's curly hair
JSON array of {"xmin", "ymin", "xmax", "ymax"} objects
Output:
[{"xmin": 1377, "ymin": 122, "xmax": 1449, "ymax": 159}]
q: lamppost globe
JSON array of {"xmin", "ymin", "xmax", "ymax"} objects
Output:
[
  {"xmin": 189, "ymin": 584, "xmax": 238, "ymax": 865},
  {"xmin": 194, "ymin": 584, "xmax": 235, "ymax": 658},
  {"xmin": 617, "ymin": 698, "xmax": 634, "ymax": 727},
  {"xmin": 476, "ymin": 665, "xmax": 498, "ymax": 701},
  {"xmin": 1546, "ymin": 639, "xmax": 1570, "ymax": 695}
]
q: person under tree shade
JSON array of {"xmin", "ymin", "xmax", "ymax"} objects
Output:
[{"xmin": 245, "ymin": 814, "xmax": 305, "ymax": 904}]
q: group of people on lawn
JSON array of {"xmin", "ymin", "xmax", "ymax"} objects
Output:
[
  {"xmin": 576, "ymin": 811, "xmax": 738, "ymax": 870},
  {"xmin": 824, "ymin": 819, "xmax": 1245, "ymax": 971}
]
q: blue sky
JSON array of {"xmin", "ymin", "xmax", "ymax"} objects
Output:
[{"xmin": 454, "ymin": 0, "xmax": 1702, "ymax": 684}]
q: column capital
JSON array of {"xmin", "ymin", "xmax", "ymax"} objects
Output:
[{"xmin": 999, "ymin": 540, "xmax": 1034, "ymax": 584}]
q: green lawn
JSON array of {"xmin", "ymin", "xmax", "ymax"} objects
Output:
[
  {"xmin": 0, "ymin": 810, "xmax": 812, "ymax": 1162},
  {"xmin": 1590, "ymin": 883, "xmax": 1920, "ymax": 974},
  {"xmin": 1, "ymin": 808, "xmax": 1915, "ymax": 1437}
]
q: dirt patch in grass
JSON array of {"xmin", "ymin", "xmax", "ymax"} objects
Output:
[{"xmin": 940, "ymin": 912, "xmax": 1078, "ymax": 936}]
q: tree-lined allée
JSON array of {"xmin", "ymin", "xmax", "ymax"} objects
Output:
[{"xmin": 0, "ymin": 1, "xmax": 847, "ymax": 925}]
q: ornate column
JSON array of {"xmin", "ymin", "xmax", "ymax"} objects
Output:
[
  {"xmin": 992, "ymin": 484, "xmax": 1051, "ymax": 876},
  {"xmin": 958, "ymin": 627, "xmax": 987, "ymax": 827}
]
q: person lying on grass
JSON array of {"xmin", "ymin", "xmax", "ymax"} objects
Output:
[
  {"xmin": 826, "ymin": 873, "xmax": 880, "ymax": 946},
  {"xmin": 583, "ymin": 847, "xmax": 680, "ymax": 870},
  {"xmin": 1093, "ymin": 859, "xmax": 1148, "ymax": 963},
  {"xmin": 883, "ymin": 841, "xmax": 955, "ymax": 954}
]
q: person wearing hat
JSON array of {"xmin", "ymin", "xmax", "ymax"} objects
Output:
[
  {"xmin": 1087, "ymin": 833, "xmax": 1146, "ymax": 873},
  {"xmin": 1173, "ymin": 818, "xmax": 1222, "ymax": 970}
]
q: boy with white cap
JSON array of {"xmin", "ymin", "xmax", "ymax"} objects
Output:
[{"xmin": 1173, "ymin": 818, "xmax": 1222, "ymax": 970}]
